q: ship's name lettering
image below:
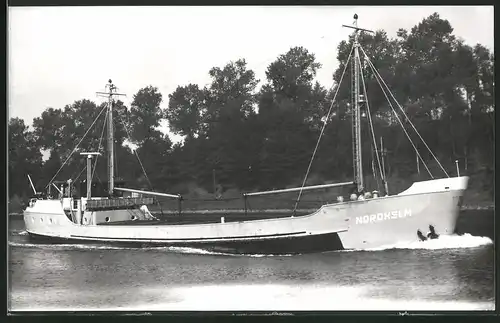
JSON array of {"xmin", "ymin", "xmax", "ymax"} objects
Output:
[{"xmin": 355, "ymin": 209, "xmax": 412, "ymax": 225}]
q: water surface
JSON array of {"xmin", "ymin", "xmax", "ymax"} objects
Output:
[{"xmin": 8, "ymin": 215, "xmax": 495, "ymax": 311}]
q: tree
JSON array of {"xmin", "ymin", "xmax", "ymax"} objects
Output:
[
  {"xmin": 191, "ymin": 59, "xmax": 260, "ymax": 190},
  {"xmin": 8, "ymin": 118, "xmax": 43, "ymax": 198},
  {"xmin": 13, "ymin": 12, "xmax": 494, "ymax": 203},
  {"xmin": 166, "ymin": 84, "xmax": 207, "ymax": 139},
  {"xmin": 129, "ymin": 86, "xmax": 164, "ymax": 144},
  {"xmin": 265, "ymin": 46, "xmax": 321, "ymax": 103},
  {"xmin": 32, "ymin": 107, "xmax": 66, "ymax": 152},
  {"xmin": 254, "ymin": 47, "xmax": 327, "ymax": 188}
]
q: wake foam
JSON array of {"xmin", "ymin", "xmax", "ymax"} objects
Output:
[
  {"xmin": 7, "ymin": 241, "xmax": 292, "ymax": 257},
  {"xmin": 9, "ymin": 232, "xmax": 491, "ymax": 255},
  {"xmin": 360, "ymin": 233, "xmax": 493, "ymax": 252},
  {"xmin": 8, "ymin": 242, "xmax": 131, "ymax": 251},
  {"xmin": 11, "ymin": 230, "xmax": 29, "ymax": 236}
]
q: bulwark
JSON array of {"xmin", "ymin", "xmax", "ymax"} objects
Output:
[{"xmin": 355, "ymin": 209, "xmax": 412, "ymax": 225}]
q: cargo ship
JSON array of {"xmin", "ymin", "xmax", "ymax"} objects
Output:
[{"xmin": 22, "ymin": 15, "xmax": 468, "ymax": 254}]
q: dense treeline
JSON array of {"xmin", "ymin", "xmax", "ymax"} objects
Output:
[{"xmin": 8, "ymin": 13, "xmax": 494, "ymax": 208}]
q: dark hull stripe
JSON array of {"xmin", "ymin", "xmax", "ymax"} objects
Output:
[
  {"xmin": 69, "ymin": 231, "xmax": 309, "ymax": 242},
  {"xmin": 29, "ymin": 231, "xmax": 345, "ymax": 254}
]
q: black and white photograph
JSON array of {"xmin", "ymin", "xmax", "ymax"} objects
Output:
[{"xmin": 7, "ymin": 5, "xmax": 495, "ymax": 312}]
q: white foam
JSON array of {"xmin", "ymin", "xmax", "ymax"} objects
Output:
[
  {"xmin": 8, "ymin": 232, "xmax": 492, "ymax": 255},
  {"xmin": 359, "ymin": 233, "xmax": 493, "ymax": 252},
  {"xmin": 8, "ymin": 242, "xmax": 129, "ymax": 250},
  {"xmin": 9, "ymin": 230, "xmax": 29, "ymax": 236},
  {"xmin": 7, "ymin": 241, "xmax": 292, "ymax": 257}
]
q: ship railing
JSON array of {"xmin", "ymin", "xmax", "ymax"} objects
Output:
[
  {"xmin": 114, "ymin": 187, "xmax": 182, "ymax": 199},
  {"xmin": 242, "ymin": 181, "xmax": 355, "ymax": 216},
  {"xmin": 242, "ymin": 181, "xmax": 355, "ymax": 197}
]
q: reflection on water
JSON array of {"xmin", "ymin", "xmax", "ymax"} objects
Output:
[{"xmin": 8, "ymin": 218, "xmax": 495, "ymax": 311}]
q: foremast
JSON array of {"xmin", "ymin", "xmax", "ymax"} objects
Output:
[
  {"xmin": 353, "ymin": 22, "xmax": 363, "ymax": 193},
  {"xmin": 343, "ymin": 14, "xmax": 374, "ymax": 194}
]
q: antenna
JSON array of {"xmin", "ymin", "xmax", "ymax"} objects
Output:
[
  {"xmin": 342, "ymin": 14, "xmax": 375, "ymax": 34},
  {"xmin": 96, "ymin": 79, "xmax": 127, "ymax": 99},
  {"xmin": 96, "ymin": 79, "xmax": 126, "ymax": 196}
]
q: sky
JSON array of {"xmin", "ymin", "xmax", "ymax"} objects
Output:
[{"xmin": 8, "ymin": 5, "xmax": 494, "ymax": 143}]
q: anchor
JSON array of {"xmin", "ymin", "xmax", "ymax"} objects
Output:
[{"xmin": 417, "ymin": 225, "xmax": 440, "ymax": 241}]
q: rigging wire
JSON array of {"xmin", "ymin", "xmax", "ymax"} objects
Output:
[
  {"xmin": 45, "ymin": 104, "xmax": 108, "ymax": 188},
  {"xmin": 359, "ymin": 46, "xmax": 450, "ymax": 178},
  {"xmin": 360, "ymin": 47, "xmax": 433, "ymax": 178},
  {"xmin": 71, "ymin": 165, "xmax": 87, "ymax": 185},
  {"xmin": 116, "ymin": 112, "xmax": 154, "ymax": 189},
  {"xmin": 113, "ymin": 116, "xmax": 118, "ymax": 179},
  {"xmin": 115, "ymin": 109, "xmax": 165, "ymax": 216},
  {"xmin": 68, "ymin": 106, "xmax": 108, "ymax": 195},
  {"xmin": 292, "ymin": 44, "xmax": 355, "ymax": 214},
  {"xmin": 356, "ymin": 52, "xmax": 385, "ymax": 190},
  {"xmin": 91, "ymin": 106, "xmax": 109, "ymax": 182}
]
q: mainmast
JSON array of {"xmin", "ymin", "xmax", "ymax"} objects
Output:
[
  {"xmin": 343, "ymin": 14, "xmax": 374, "ymax": 193},
  {"xmin": 97, "ymin": 80, "xmax": 126, "ymax": 196}
]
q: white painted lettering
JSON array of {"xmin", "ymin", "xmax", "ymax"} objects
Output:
[{"xmin": 356, "ymin": 209, "xmax": 414, "ymax": 225}]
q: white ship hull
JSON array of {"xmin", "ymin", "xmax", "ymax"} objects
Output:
[{"xmin": 22, "ymin": 177, "xmax": 468, "ymax": 253}]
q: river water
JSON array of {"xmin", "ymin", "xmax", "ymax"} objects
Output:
[{"xmin": 7, "ymin": 211, "xmax": 495, "ymax": 312}]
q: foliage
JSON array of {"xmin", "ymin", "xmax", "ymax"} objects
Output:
[{"xmin": 8, "ymin": 13, "xmax": 494, "ymax": 204}]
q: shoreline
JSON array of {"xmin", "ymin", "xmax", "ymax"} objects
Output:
[{"xmin": 7, "ymin": 204, "xmax": 494, "ymax": 217}]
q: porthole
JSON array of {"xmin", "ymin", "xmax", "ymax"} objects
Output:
[
  {"xmin": 105, "ymin": 217, "xmax": 110, "ymax": 222},
  {"xmin": 49, "ymin": 218, "xmax": 53, "ymax": 224},
  {"xmin": 131, "ymin": 215, "xmax": 137, "ymax": 221},
  {"xmin": 31, "ymin": 217, "xmax": 35, "ymax": 223},
  {"xmin": 40, "ymin": 218, "xmax": 44, "ymax": 223}
]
